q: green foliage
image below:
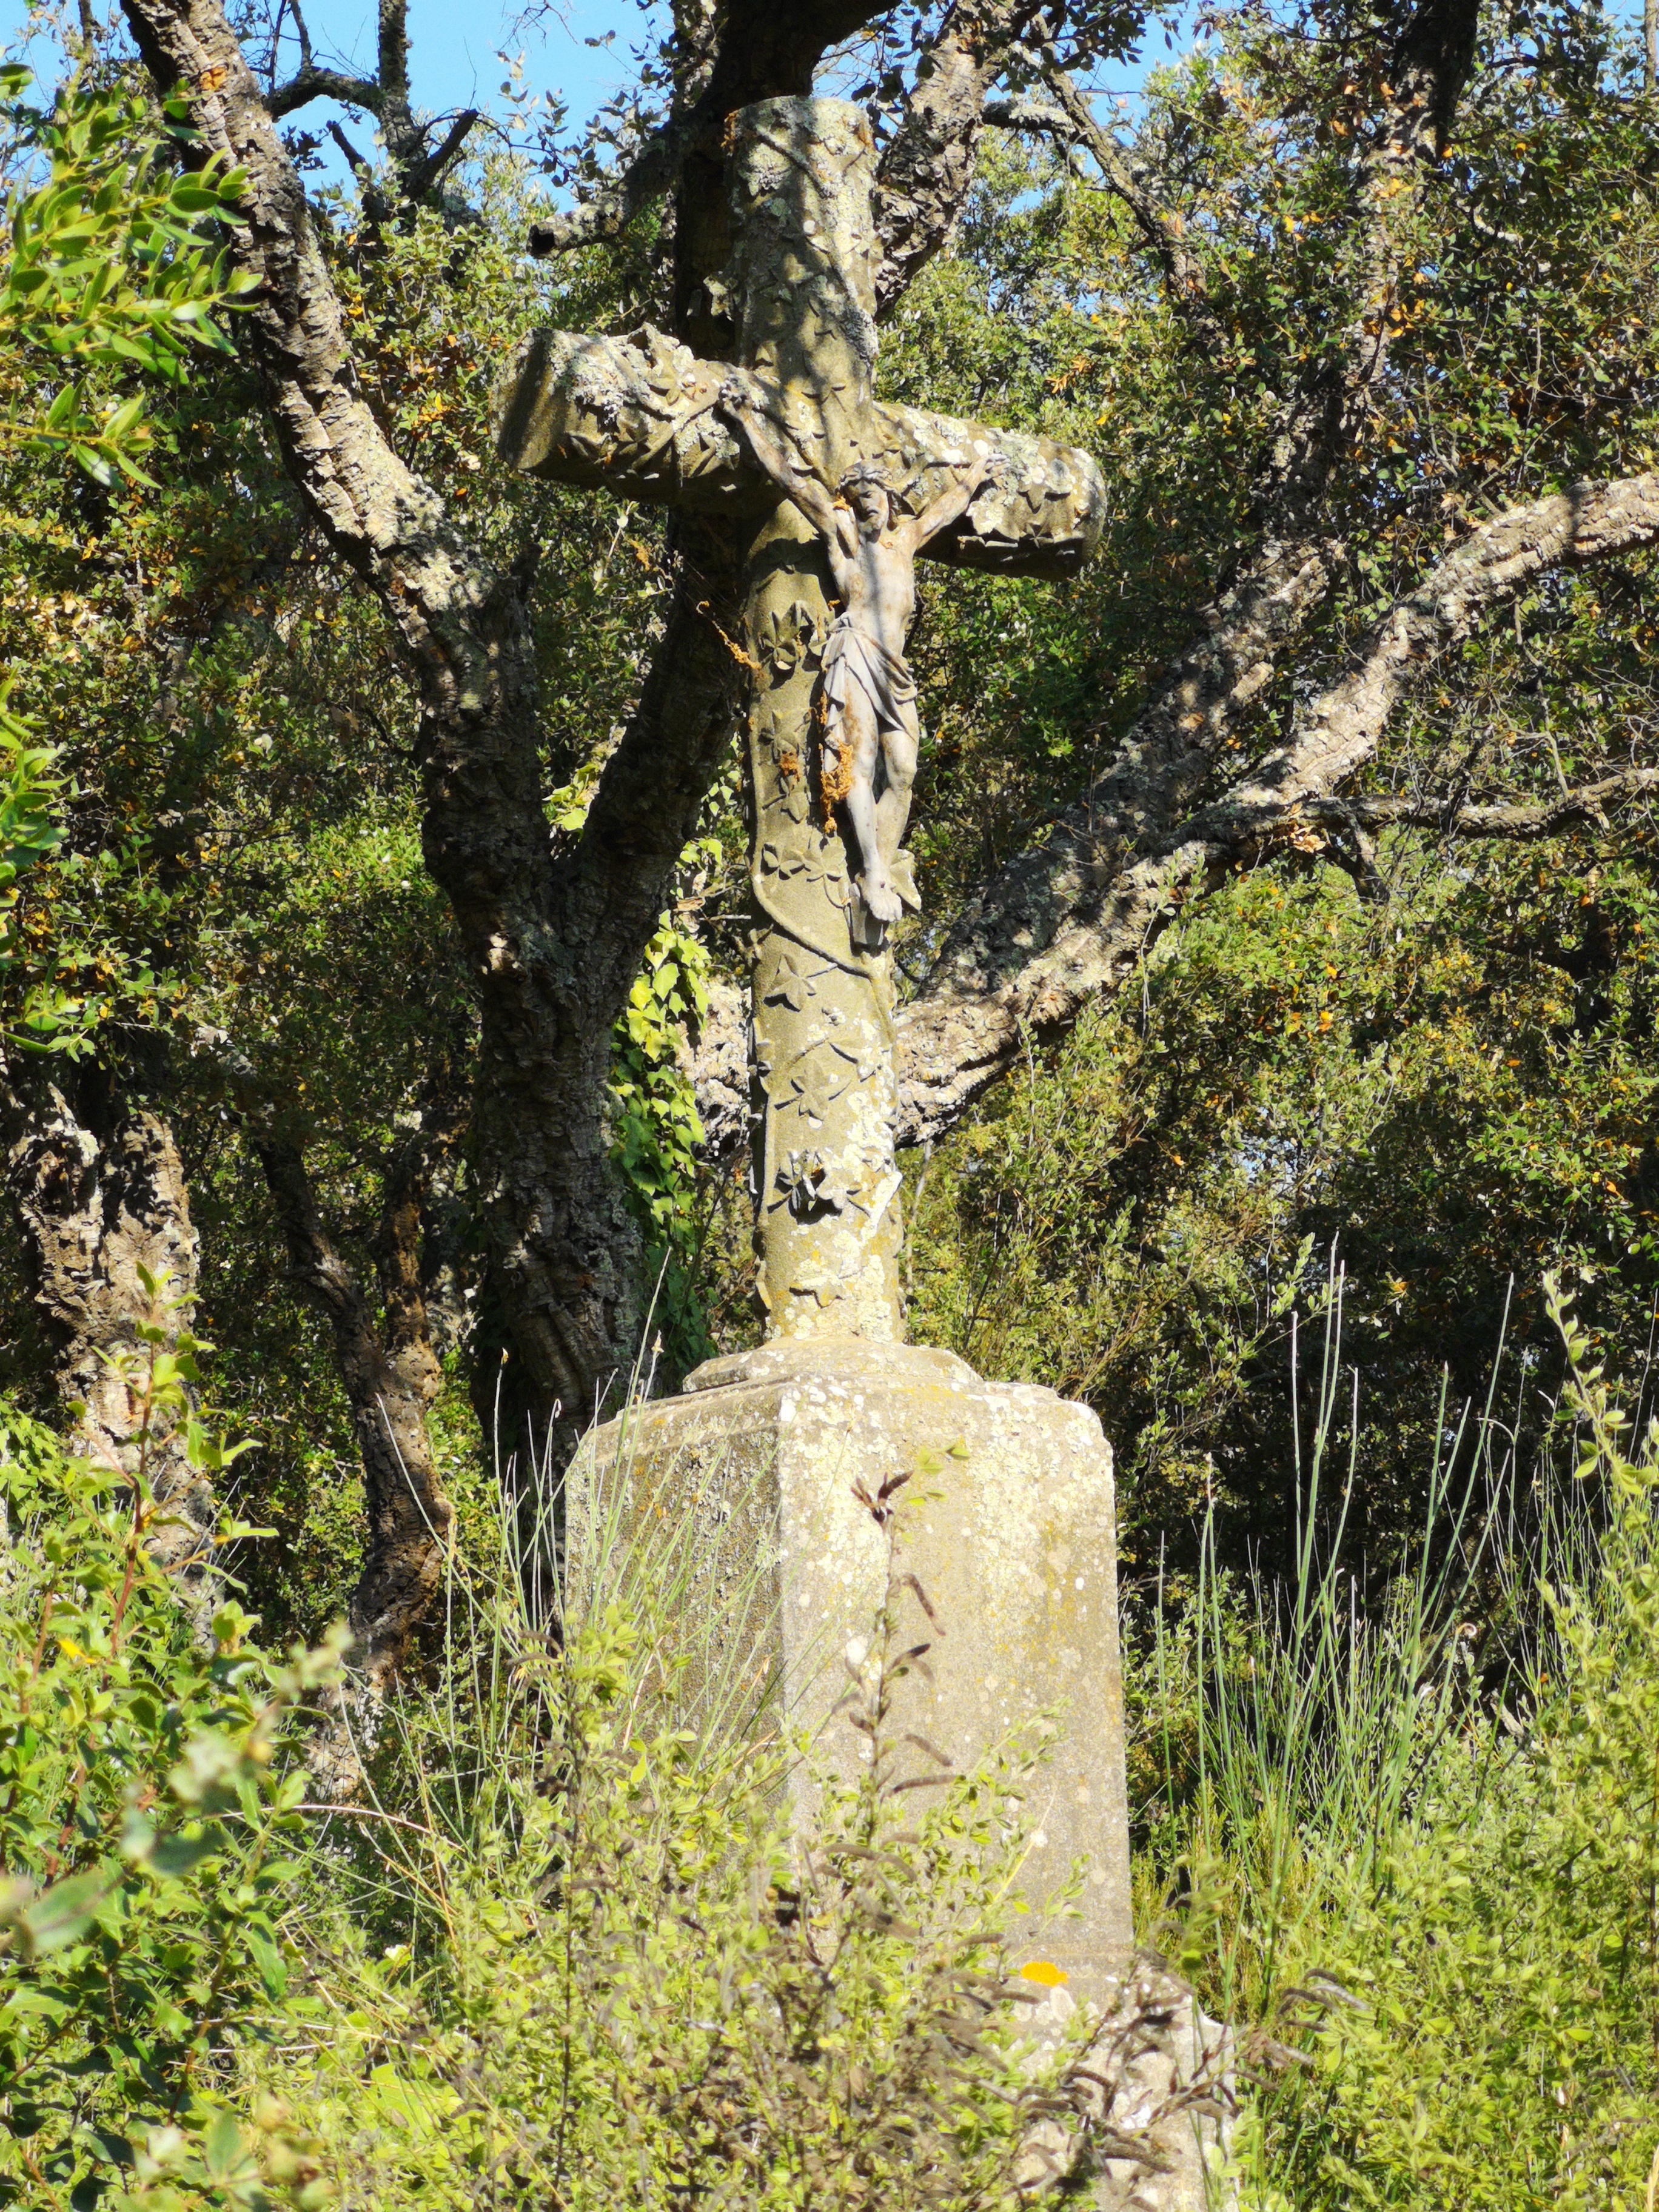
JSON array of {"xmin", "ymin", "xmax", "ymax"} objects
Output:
[
  {"xmin": 2, "ymin": 62, "xmax": 256, "ymax": 484},
  {"xmin": 1138, "ymin": 1290, "xmax": 1659, "ymax": 2210},
  {"xmin": 606, "ymin": 908, "xmax": 719, "ymax": 1370},
  {"xmin": 0, "ymin": 683, "xmax": 67, "ymax": 1044},
  {"xmin": 609, "ymin": 910, "xmax": 711, "ymax": 1250},
  {"xmin": 879, "ymin": 27, "xmax": 1659, "ymax": 1598},
  {"xmin": 908, "ymin": 811, "xmax": 1659, "ymax": 1580},
  {"xmin": 0, "ymin": 1307, "xmax": 345, "ymax": 2211},
  {"xmin": 0, "ymin": 58, "xmax": 256, "ymax": 1062},
  {"xmin": 0, "ymin": 688, "xmax": 61, "ymax": 887}
]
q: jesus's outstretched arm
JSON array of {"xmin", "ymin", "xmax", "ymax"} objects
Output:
[{"xmin": 912, "ymin": 454, "xmax": 1002, "ymax": 548}]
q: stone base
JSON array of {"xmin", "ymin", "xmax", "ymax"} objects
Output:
[
  {"xmin": 1088, "ymin": 1961, "xmax": 1235, "ymax": 2211},
  {"xmin": 569, "ymin": 1338, "xmax": 1233, "ymax": 2204},
  {"xmin": 572, "ymin": 1336, "xmax": 1131, "ymax": 1992}
]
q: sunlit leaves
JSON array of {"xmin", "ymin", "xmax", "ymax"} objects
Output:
[
  {"xmin": 2, "ymin": 62, "xmax": 256, "ymax": 486},
  {"xmin": 0, "ymin": 1341, "xmax": 345, "ymax": 2210}
]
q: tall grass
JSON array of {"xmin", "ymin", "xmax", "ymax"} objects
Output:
[
  {"xmin": 1139, "ymin": 1275, "xmax": 1659, "ymax": 2209},
  {"xmin": 286, "ymin": 1396, "xmax": 784, "ymax": 1966}
]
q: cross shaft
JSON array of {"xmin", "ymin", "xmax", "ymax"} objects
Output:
[{"xmin": 494, "ymin": 97, "xmax": 1103, "ymax": 1343}]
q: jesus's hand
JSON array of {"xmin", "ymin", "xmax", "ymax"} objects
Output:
[{"xmin": 716, "ymin": 371, "xmax": 768, "ymax": 421}]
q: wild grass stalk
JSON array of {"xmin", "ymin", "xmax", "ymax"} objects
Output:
[
  {"xmin": 1144, "ymin": 1275, "xmax": 1659, "ymax": 2210},
  {"xmin": 1158, "ymin": 1265, "xmax": 1512, "ymax": 2025}
]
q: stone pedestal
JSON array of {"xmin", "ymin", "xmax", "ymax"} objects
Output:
[
  {"xmin": 569, "ymin": 1336, "xmax": 1232, "ymax": 2204},
  {"xmin": 569, "ymin": 1336, "xmax": 1133, "ymax": 1997}
]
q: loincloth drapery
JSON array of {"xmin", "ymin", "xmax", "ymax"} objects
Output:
[
  {"xmin": 819, "ymin": 614, "xmax": 917, "ymax": 740},
  {"xmin": 817, "ymin": 615, "xmax": 917, "ymax": 808}
]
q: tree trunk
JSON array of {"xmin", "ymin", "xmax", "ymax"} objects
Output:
[
  {"xmin": 118, "ymin": 0, "xmax": 733, "ymax": 1476},
  {"xmin": 252, "ymin": 1134, "xmax": 453, "ymax": 1691},
  {"xmin": 2, "ymin": 1070, "xmax": 218, "ymax": 1626}
]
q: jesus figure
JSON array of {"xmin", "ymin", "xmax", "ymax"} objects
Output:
[{"xmin": 719, "ymin": 374, "xmax": 999, "ymax": 940}]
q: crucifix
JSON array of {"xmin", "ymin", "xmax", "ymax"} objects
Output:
[{"xmin": 494, "ymin": 96, "xmax": 1103, "ymax": 1346}]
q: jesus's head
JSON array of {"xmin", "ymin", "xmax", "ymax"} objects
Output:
[{"xmin": 839, "ymin": 464, "xmax": 892, "ymax": 540}]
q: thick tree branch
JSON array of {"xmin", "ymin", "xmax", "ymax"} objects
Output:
[
  {"xmin": 1321, "ymin": 768, "xmax": 1659, "ymax": 840},
  {"xmin": 269, "ymin": 65, "xmax": 383, "ymax": 119},
  {"xmin": 118, "ymin": 0, "xmax": 527, "ymax": 723},
  {"xmin": 371, "ymin": 0, "xmax": 417, "ymax": 170},
  {"xmin": 406, "ymin": 107, "xmax": 479, "ymax": 199},
  {"xmin": 572, "ymin": 540, "xmax": 743, "ymax": 1012},
  {"xmin": 267, "ymin": 0, "xmax": 473, "ymax": 211},
  {"xmin": 326, "ymin": 118, "xmax": 373, "ymax": 179},
  {"xmin": 1228, "ymin": 472, "xmax": 1659, "ymax": 826},
  {"xmin": 872, "ymin": 2, "xmax": 1048, "ymax": 313},
  {"xmin": 880, "ymin": 470, "xmax": 1659, "ymax": 1147},
  {"xmin": 1390, "ymin": 0, "xmax": 1483, "ymax": 156},
  {"xmin": 532, "ymin": 0, "xmax": 885, "ymax": 280},
  {"xmin": 206, "ymin": 1032, "xmax": 455, "ymax": 1691},
  {"xmin": 1255, "ymin": 0, "xmax": 1480, "ymax": 527},
  {"xmin": 982, "ymin": 91, "xmax": 1070, "ymax": 131},
  {"xmin": 1025, "ymin": 65, "xmax": 1229, "ymax": 357},
  {"xmin": 529, "ymin": 0, "xmax": 1034, "ymax": 306},
  {"xmin": 1, "ymin": 1071, "xmax": 218, "ymax": 1626},
  {"xmin": 253, "ymin": 1135, "xmax": 453, "ymax": 1691},
  {"xmin": 527, "ymin": 114, "xmax": 692, "ymax": 256},
  {"xmin": 919, "ymin": 532, "xmax": 1339, "ymax": 1018}
]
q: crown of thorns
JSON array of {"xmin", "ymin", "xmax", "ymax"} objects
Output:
[{"xmin": 837, "ymin": 462, "xmax": 913, "ymax": 511}]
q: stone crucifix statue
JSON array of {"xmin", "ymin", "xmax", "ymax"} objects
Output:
[
  {"xmin": 494, "ymin": 96, "xmax": 1103, "ymax": 1346},
  {"xmin": 715, "ymin": 375, "xmax": 1008, "ymax": 938}
]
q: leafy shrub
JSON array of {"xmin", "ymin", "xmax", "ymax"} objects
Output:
[{"xmin": 0, "ymin": 1322, "xmax": 342, "ymax": 2211}]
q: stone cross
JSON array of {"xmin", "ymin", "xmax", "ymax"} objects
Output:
[{"xmin": 494, "ymin": 97, "xmax": 1102, "ymax": 1345}]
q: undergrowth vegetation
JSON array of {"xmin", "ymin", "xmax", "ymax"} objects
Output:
[
  {"xmin": 0, "ymin": 1359, "xmax": 1214, "ymax": 2210},
  {"xmin": 266, "ymin": 1435, "xmax": 1155, "ymax": 2212},
  {"xmin": 4, "ymin": 1276, "xmax": 1657, "ymax": 2207},
  {"xmin": 1136, "ymin": 1279, "xmax": 1659, "ymax": 2210},
  {"xmin": 0, "ymin": 1338, "xmax": 344, "ymax": 2209}
]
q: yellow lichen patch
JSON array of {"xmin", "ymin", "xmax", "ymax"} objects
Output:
[{"xmin": 820, "ymin": 742, "xmax": 856, "ymax": 803}]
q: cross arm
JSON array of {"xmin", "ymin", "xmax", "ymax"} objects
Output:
[
  {"xmin": 717, "ymin": 373, "xmax": 846, "ymax": 545},
  {"xmin": 491, "ymin": 326, "xmax": 1106, "ymax": 581}
]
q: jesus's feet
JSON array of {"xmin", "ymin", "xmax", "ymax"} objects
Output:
[{"xmin": 859, "ymin": 870, "xmax": 903, "ymax": 925}]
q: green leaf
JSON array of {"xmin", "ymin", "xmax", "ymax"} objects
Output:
[
  {"xmin": 246, "ymin": 1924, "xmax": 288, "ymax": 1999},
  {"xmin": 166, "ymin": 182, "xmax": 228, "ymax": 214},
  {"xmin": 147, "ymin": 1826, "xmax": 223, "ymax": 1879},
  {"xmin": 7, "ymin": 1866, "xmax": 113, "ymax": 1958}
]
